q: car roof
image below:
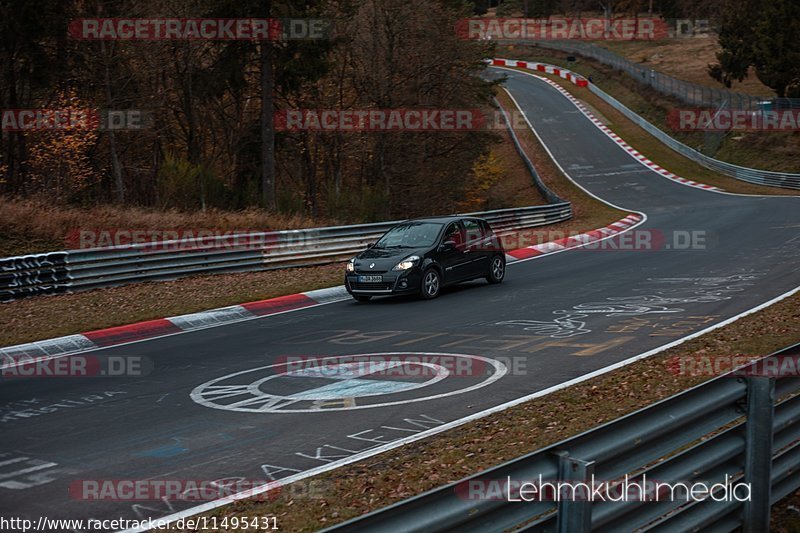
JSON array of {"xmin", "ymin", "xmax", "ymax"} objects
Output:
[{"xmin": 403, "ymin": 215, "xmax": 484, "ymax": 224}]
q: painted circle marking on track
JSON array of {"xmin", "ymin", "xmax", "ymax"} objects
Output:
[
  {"xmin": 190, "ymin": 352, "xmax": 507, "ymax": 413},
  {"xmin": 242, "ymin": 361, "xmax": 449, "ymax": 401}
]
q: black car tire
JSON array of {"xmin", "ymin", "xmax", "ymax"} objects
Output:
[
  {"xmin": 352, "ymin": 294, "xmax": 372, "ymax": 302},
  {"xmin": 486, "ymin": 255, "xmax": 505, "ymax": 284},
  {"xmin": 420, "ymin": 268, "xmax": 441, "ymax": 299}
]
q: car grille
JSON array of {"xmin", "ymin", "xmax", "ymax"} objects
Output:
[{"xmin": 350, "ymin": 282, "xmax": 393, "ymax": 291}]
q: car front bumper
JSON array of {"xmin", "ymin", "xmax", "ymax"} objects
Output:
[{"xmin": 345, "ymin": 269, "xmax": 422, "ymax": 296}]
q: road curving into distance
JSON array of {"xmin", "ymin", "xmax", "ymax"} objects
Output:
[{"xmin": 1, "ymin": 67, "xmax": 799, "ymax": 530}]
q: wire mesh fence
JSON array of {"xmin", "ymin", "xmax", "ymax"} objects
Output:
[{"xmin": 532, "ymin": 40, "xmax": 800, "ymax": 111}]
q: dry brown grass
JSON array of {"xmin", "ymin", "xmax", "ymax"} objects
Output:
[
  {"xmin": 599, "ymin": 39, "xmax": 775, "ymax": 97},
  {"xmin": 772, "ymin": 489, "xmax": 800, "ymax": 532},
  {"xmin": 0, "ymin": 199, "xmax": 332, "ymax": 257},
  {"xmin": 484, "ymin": 126, "xmax": 548, "ymax": 209}
]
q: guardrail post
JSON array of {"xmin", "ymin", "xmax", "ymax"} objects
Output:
[
  {"xmin": 555, "ymin": 451, "xmax": 595, "ymax": 533},
  {"xmin": 743, "ymin": 376, "xmax": 775, "ymax": 532}
]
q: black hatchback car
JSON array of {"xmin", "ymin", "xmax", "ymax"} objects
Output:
[{"xmin": 345, "ymin": 216, "xmax": 506, "ymax": 301}]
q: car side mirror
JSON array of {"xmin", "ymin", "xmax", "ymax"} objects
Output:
[
  {"xmin": 440, "ymin": 240, "xmax": 457, "ymax": 251},
  {"xmin": 366, "ymin": 242, "xmax": 375, "ymax": 249}
]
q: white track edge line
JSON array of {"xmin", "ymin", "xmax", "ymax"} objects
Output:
[{"xmin": 120, "ymin": 283, "xmax": 800, "ymax": 533}]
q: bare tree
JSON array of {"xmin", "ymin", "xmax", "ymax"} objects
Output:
[{"xmin": 260, "ymin": 0, "xmax": 276, "ymax": 210}]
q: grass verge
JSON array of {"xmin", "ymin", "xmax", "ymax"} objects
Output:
[
  {"xmin": 772, "ymin": 490, "xmax": 800, "ymax": 532},
  {"xmin": 172, "ymin": 290, "xmax": 800, "ymax": 532},
  {"xmin": 476, "ymin": 124, "xmax": 548, "ymax": 210},
  {"xmin": 0, "ymin": 200, "xmax": 334, "ymax": 258},
  {"xmin": 597, "ymin": 39, "xmax": 774, "ymax": 97}
]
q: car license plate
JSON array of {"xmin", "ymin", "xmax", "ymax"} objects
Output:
[{"xmin": 358, "ymin": 275, "xmax": 383, "ymax": 283}]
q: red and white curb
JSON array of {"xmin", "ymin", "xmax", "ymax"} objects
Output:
[
  {"xmin": 0, "ymin": 286, "xmax": 350, "ymax": 367},
  {"xmin": 488, "ymin": 58, "xmax": 588, "ymax": 87},
  {"xmin": 505, "ymin": 213, "xmax": 643, "ymax": 262},
  {"xmin": 490, "ymin": 59, "xmax": 724, "ymax": 193}
]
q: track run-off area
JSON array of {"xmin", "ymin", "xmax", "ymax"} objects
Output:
[{"xmin": 1, "ymin": 67, "xmax": 799, "ymax": 531}]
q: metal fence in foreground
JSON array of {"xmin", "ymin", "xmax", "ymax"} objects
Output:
[{"xmin": 327, "ymin": 342, "xmax": 800, "ymax": 532}]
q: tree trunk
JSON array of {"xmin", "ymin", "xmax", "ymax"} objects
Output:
[
  {"xmin": 4, "ymin": 41, "xmax": 27, "ymax": 195},
  {"xmin": 101, "ymin": 40, "xmax": 125, "ymax": 203},
  {"xmin": 260, "ymin": 2, "xmax": 276, "ymax": 210},
  {"xmin": 302, "ymin": 134, "xmax": 317, "ymax": 217}
]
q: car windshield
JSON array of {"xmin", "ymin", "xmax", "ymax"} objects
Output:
[{"xmin": 374, "ymin": 222, "xmax": 442, "ymax": 249}]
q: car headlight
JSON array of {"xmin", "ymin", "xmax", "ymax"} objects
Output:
[
  {"xmin": 393, "ymin": 255, "xmax": 420, "ymax": 271},
  {"xmin": 346, "ymin": 259, "xmax": 355, "ymax": 272}
]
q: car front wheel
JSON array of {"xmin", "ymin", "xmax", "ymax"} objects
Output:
[
  {"xmin": 487, "ymin": 255, "xmax": 505, "ymax": 284},
  {"xmin": 420, "ymin": 268, "xmax": 441, "ymax": 299}
]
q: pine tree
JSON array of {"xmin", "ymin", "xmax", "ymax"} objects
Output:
[{"xmin": 709, "ymin": 0, "xmax": 800, "ymax": 97}]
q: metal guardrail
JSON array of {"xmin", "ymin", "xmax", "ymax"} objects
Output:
[
  {"xmin": 534, "ymin": 40, "xmax": 800, "ymax": 112},
  {"xmin": 327, "ymin": 342, "xmax": 800, "ymax": 532},
  {"xmin": 588, "ymin": 84, "xmax": 800, "ymax": 190},
  {"xmin": 0, "ymin": 203, "xmax": 572, "ymax": 302},
  {"xmin": 494, "ymin": 96, "xmax": 566, "ymax": 206}
]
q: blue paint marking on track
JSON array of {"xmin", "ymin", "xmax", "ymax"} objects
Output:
[
  {"xmin": 135, "ymin": 438, "xmax": 189, "ymax": 458},
  {"xmin": 287, "ymin": 379, "xmax": 418, "ymax": 400}
]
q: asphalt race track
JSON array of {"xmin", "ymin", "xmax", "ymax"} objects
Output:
[{"xmin": 2, "ymin": 68, "xmax": 799, "ymax": 530}]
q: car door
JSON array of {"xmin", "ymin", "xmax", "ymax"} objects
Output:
[
  {"xmin": 438, "ymin": 222, "xmax": 471, "ymax": 283},
  {"xmin": 463, "ymin": 219, "xmax": 490, "ymax": 278}
]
